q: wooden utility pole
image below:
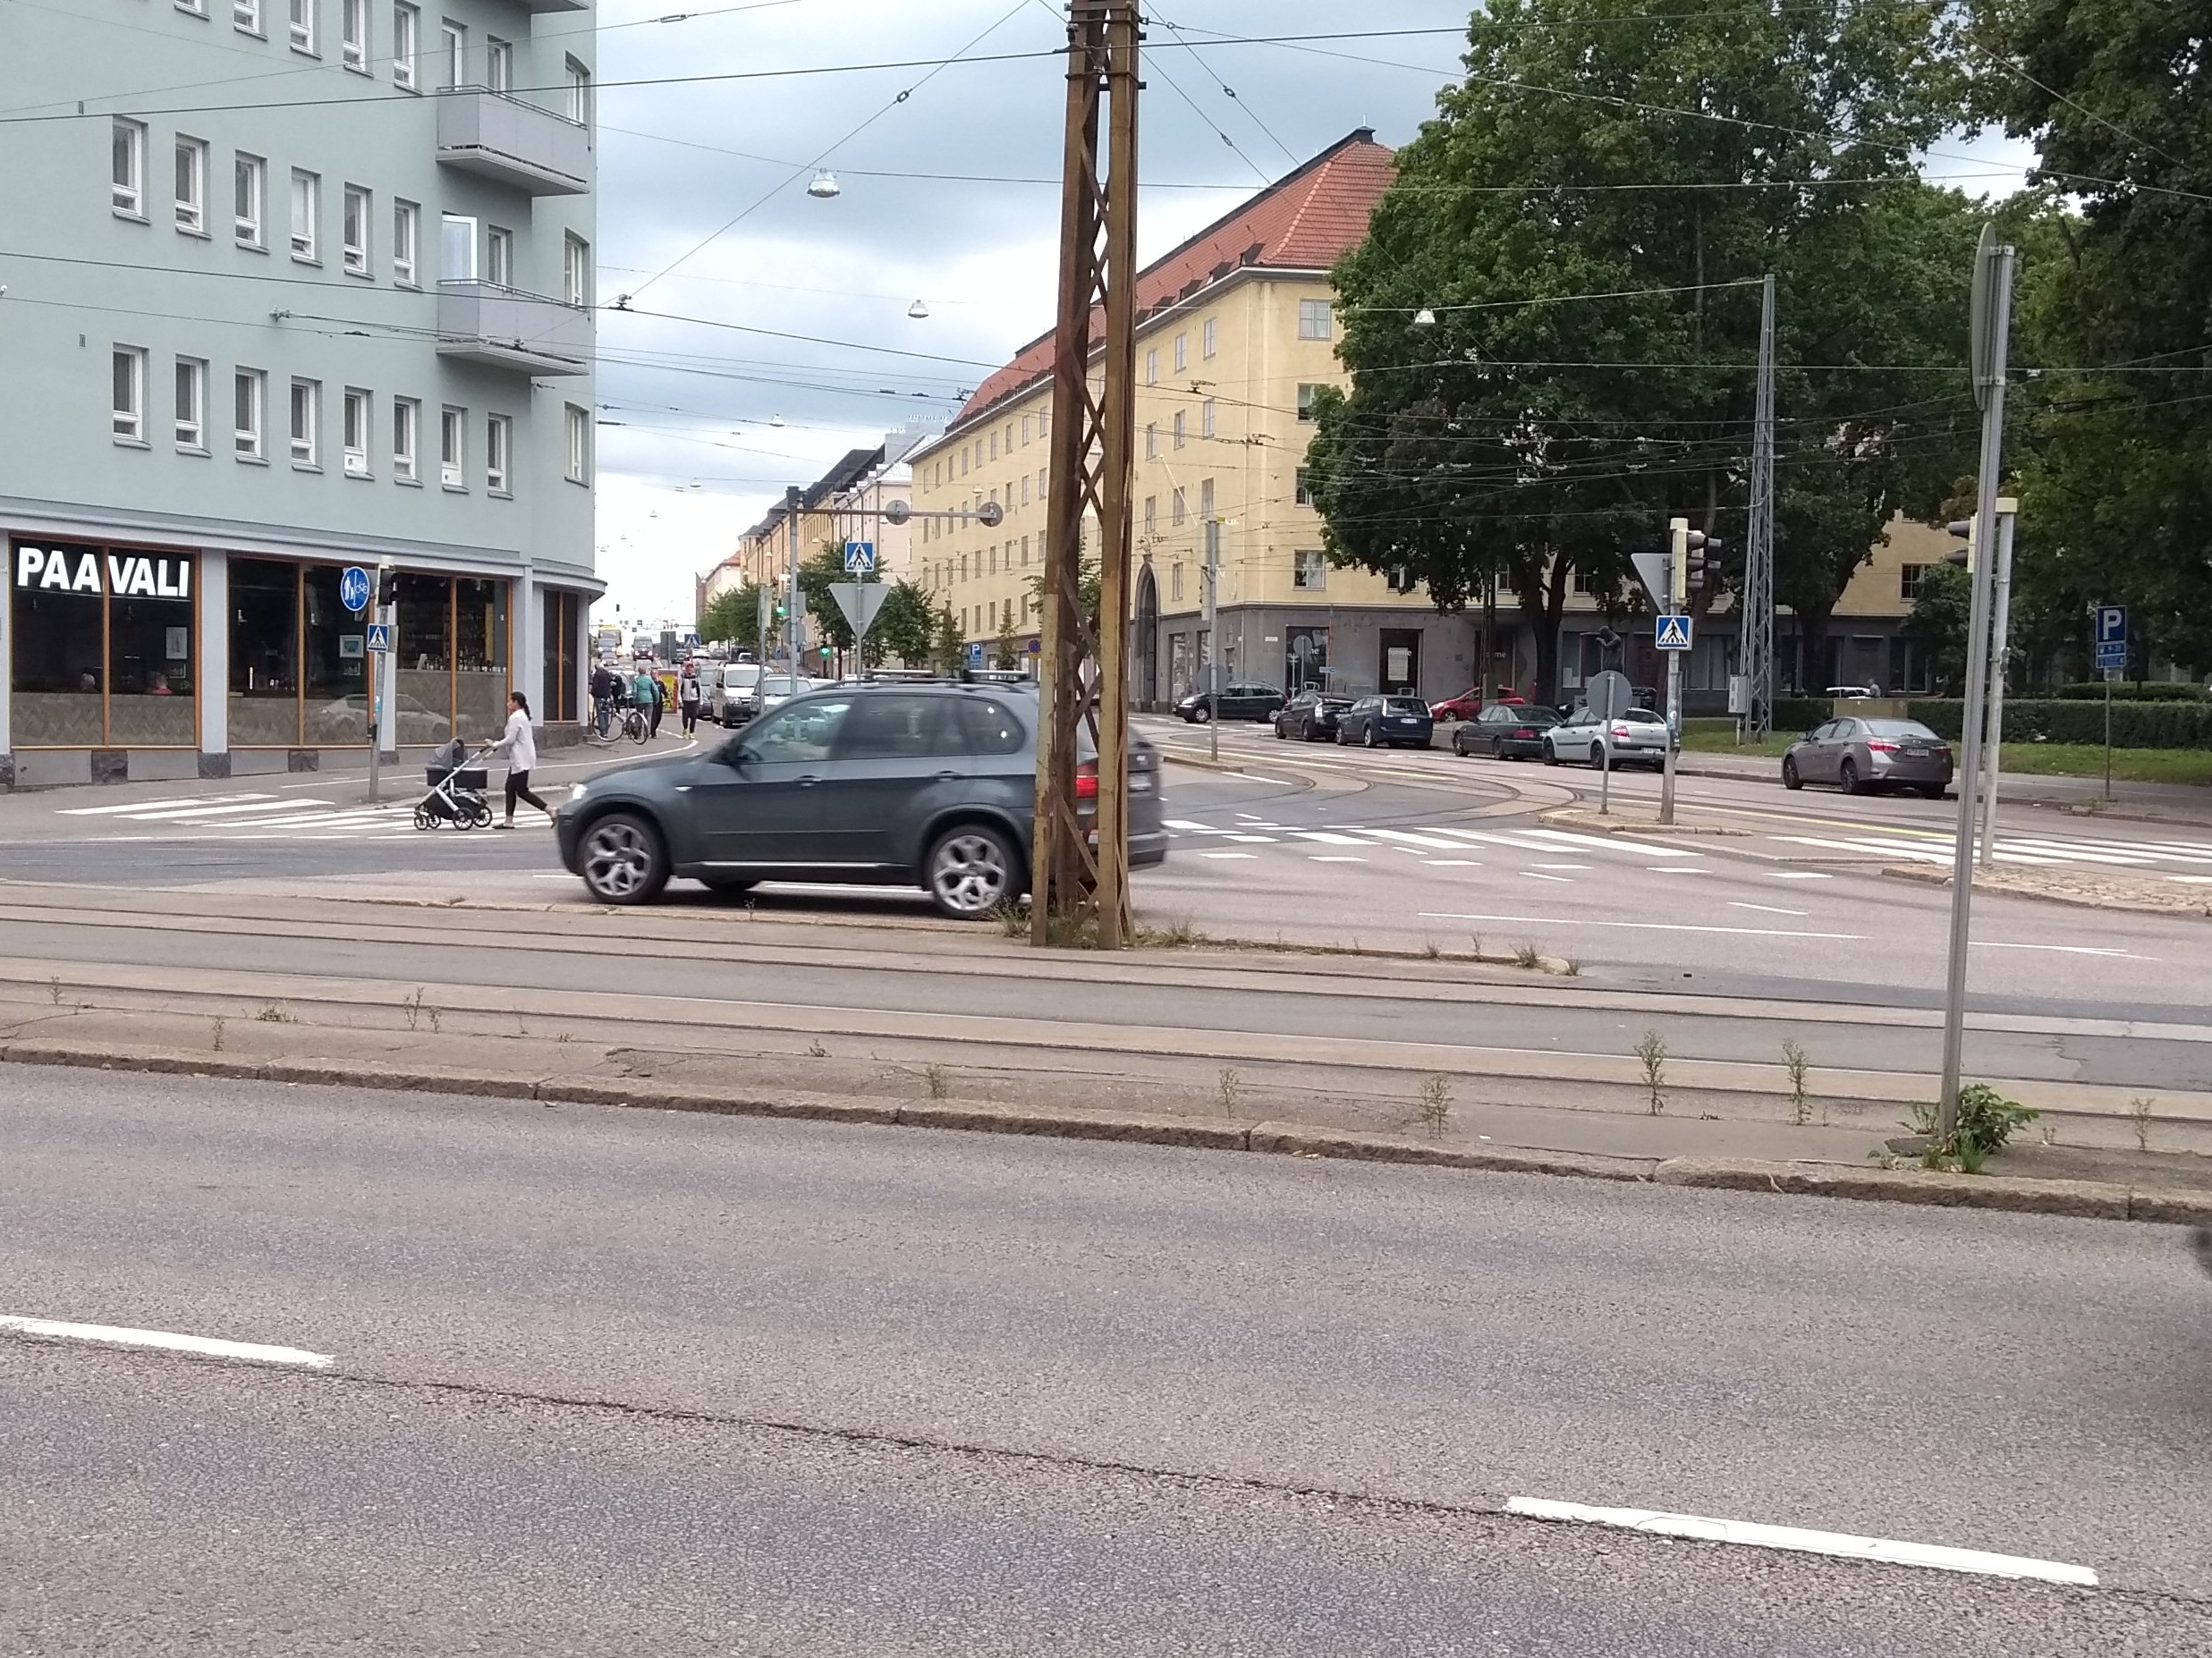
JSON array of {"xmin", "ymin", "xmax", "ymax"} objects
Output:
[{"xmin": 1032, "ymin": 0, "xmax": 1140, "ymax": 947}]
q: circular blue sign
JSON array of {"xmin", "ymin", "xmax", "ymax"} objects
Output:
[{"xmin": 339, "ymin": 565, "xmax": 373, "ymax": 613}]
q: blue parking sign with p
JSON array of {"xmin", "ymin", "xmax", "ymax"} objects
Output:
[
  {"xmin": 2095, "ymin": 605, "xmax": 2128, "ymax": 670},
  {"xmin": 339, "ymin": 565, "xmax": 372, "ymax": 613}
]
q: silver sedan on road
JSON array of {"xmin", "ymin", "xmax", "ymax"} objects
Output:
[
  {"xmin": 1783, "ymin": 716, "xmax": 1954, "ymax": 797},
  {"xmin": 1544, "ymin": 706, "xmax": 1676, "ymax": 769}
]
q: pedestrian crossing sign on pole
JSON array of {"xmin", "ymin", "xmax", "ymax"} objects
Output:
[
  {"xmin": 843, "ymin": 541, "xmax": 876, "ymax": 574},
  {"xmin": 1655, "ymin": 614, "xmax": 1693, "ymax": 651},
  {"xmin": 365, "ymin": 622, "xmax": 392, "ymax": 653}
]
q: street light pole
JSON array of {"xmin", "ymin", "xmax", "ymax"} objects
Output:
[
  {"xmin": 1205, "ymin": 516, "xmax": 1220, "ymax": 766},
  {"xmin": 1659, "ymin": 518, "xmax": 1686, "ymax": 825},
  {"xmin": 784, "ymin": 485, "xmax": 802, "ymax": 676},
  {"xmin": 1976, "ymin": 500, "xmax": 2018, "ymax": 869}
]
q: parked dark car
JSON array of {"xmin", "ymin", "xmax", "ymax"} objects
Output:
[
  {"xmin": 1174, "ymin": 681, "xmax": 1285, "ymax": 723},
  {"xmin": 1272, "ymin": 689, "xmax": 1352, "ymax": 741},
  {"xmin": 1452, "ymin": 703, "xmax": 1561, "ymax": 760},
  {"xmin": 555, "ymin": 685, "xmax": 1167, "ymax": 916},
  {"xmin": 1336, "ymin": 694, "xmax": 1435, "ymax": 749},
  {"xmin": 1783, "ymin": 717, "xmax": 1953, "ymax": 798}
]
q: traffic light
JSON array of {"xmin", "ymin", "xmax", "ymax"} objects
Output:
[
  {"xmin": 1945, "ymin": 519, "xmax": 1974, "ymax": 569},
  {"xmin": 375, "ymin": 561, "xmax": 397, "ymax": 605},
  {"xmin": 1682, "ymin": 532, "xmax": 1719, "ymax": 594}
]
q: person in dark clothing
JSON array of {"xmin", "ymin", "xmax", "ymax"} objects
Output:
[
  {"xmin": 678, "ymin": 664, "xmax": 702, "ymax": 736},
  {"xmin": 589, "ymin": 663, "xmax": 620, "ymax": 737}
]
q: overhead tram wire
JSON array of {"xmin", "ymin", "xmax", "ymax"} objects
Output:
[{"xmin": 1148, "ymin": 13, "xmax": 1302, "ymax": 169}]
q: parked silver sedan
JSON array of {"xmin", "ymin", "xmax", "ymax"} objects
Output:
[
  {"xmin": 1783, "ymin": 716, "xmax": 1954, "ymax": 797},
  {"xmin": 1544, "ymin": 706, "xmax": 1676, "ymax": 769}
]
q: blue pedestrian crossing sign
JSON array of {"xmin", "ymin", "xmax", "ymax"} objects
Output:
[
  {"xmin": 1654, "ymin": 613, "xmax": 1693, "ymax": 651},
  {"xmin": 339, "ymin": 565, "xmax": 372, "ymax": 613},
  {"xmin": 365, "ymin": 622, "xmax": 392, "ymax": 653},
  {"xmin": 843, "ymin": 540, "xmax": 876, "ymax": 574}
]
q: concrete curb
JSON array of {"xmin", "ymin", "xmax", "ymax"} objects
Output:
[
  {"xmin": 11, "ymin": 1037, "xmax": 2210, "ymax": 1226},
  {"xmin": 1880, "ymin": 861, "xmax": 2212, "ymax": 919}
]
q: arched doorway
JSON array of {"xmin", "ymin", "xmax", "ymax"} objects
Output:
[{"xmin": 1134, "ymin": 563, "xmax": 1159, "ymax": 709}]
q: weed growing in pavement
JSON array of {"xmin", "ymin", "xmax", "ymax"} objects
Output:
[
  {"xmin": 1135, "ymin": 915, "xmax": 1202, "ymax": 949},
  {"xmin": 1562, "ymin": 957, "xmax": 1583, "ymax": 977},
  {"xmin": 427, "ymin": 1006, "xmax": 441, "ymax": 1035},
  {"xmin": 807, "ymin": 1039, "xmax": 828, "ymax": 1059},
  {"xmin": 1217, "ymin": 1067, "xmax": 1242, "ymax": 1116},
  {"xmin": 1512, "ymin": 941, "xmax": 1545, "ymax": 970},
  {"xmin": 925, "ymin": 1063, "xmax": 951, "ymax": 1101},
  {"xmin": 1414, "ymin": 1074, "xmax": 1453, "ymax": 1138},
  {"xmin": 1633, "ymin": 1028, "xmax": 1668, "ymax": 1116},
  {"xmin": 2131, "ymin": 1096, "xmax": 2157, "ymax": 1152},
  {"xmin": 1469, "ymin": 933, "xmax": 1482, "ymax": 958},
  {"xmin": 209, "ymin": 1016, "xmax": 225, "ymax": 1053},
  {"xmin": 402, "ymin": 987, "xmax": 426, "ymax": 1031},
  {"xmin": 256, "ymin": 1002, "xmax": 293, "ymax": 1023},
  {"xmin": 555, "ymin": 1030, "xmax": 572, "ymax": 1046},
  {"xmin": 1781, "ymin": 1038, "xmax": 1812, "ymax": 1126},
  {"xmin": 995, "ymin": 901, "xmax": 1028, "ymax": 938},
  {"xmin": 1421, "ymin": 936, "xmax": 1443, "ymax": 960},
  {"xmin": 1907, "ymin": 1084, "xmax": 2040, "ymax": 1172},
  {"xmin": 47, "ymin": 977, "xmax": 62, "ymax": 1005}
]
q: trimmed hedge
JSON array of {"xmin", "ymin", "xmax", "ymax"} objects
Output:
[
  {"xmin": 2048, "ymin": 681, "xmax": 2208, "ymax": 703},
  {"xmin": 1907, "ymin": 698, "xmax": 2212, "ymax": 750},
  {"xmin": 1771, "ymin": 697, "xmax": 1833, "ymax": 733}
]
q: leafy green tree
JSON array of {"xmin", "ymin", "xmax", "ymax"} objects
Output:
[
  {"xmin": 1022, "ymin": 558, "xmax": 1101, "ymax": 644},
  {"xmin": 1903, "ymin": 560, "xmax": 1973, "ymax": 694},
  {"xmin": 798, "ymin": 538, "xmax": 877, "ymax": 658},
  {"xmin": 1969, "ymin": 0, "xmax": 2212, "ymax": 673},
  {"xmin": 874, "ymin": 579, "xmax": 936, "ymax": 667},
  {"xmin": 1305, "ymin": 0, "xmax": 1979, "ymax": 699},
  {"xmin": 698, "ymin": 581, "xmax": 764, "ymax": 651},
  {"xmin": 992, "ymin": 610, "xmax": 1020, "ymax": 669},
  {"xmin": 931, "ymin": 604, "xmax": 965, "ymax": 674}
]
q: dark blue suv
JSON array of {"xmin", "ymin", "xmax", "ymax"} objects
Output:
[{"xmin": 555, "ymin": 683, "xmax": 1168, "ymax": 917}]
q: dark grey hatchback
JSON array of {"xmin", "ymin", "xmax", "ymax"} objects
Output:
[{"xmin": 555, "ymin": 683, "xmax": 1168, "ymax": 916}]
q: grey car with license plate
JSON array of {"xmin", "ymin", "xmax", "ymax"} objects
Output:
[
  {"xmin": 555, "ymin": 684, "xmax": 1168, "ymax": 916},
  {"xmin": 1544, "ymin": 706, "xmax": 1676, "ymax": 768},
  {"xmin": 1783, "ymin": 716, "xmax": 1953, "ymax": 797}
]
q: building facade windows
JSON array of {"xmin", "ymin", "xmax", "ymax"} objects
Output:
[
  {"xmin": 1174, "ymin": 332, "xmax": 1187, "ymax": 371},
  {"xmin": 1293, "ymin": 548, "xmax": 1326, "ymax": 590},
  {"xmin": 342, "ymin": 0, "xmax": 367, "ymax": 70},
  {"xmin": 439, "ymin": 21, "xmax": 465, "ymax": 89},
  {"xmin": 233, "ymin": 153, "xmax": 265, "ymax": 246},
  {"xmin": 1144, "ymin": 349, "xmax": 1157, "ymax": 385},
  {"xmin": 1900, "ymin": 563, "xmax": 1928, "ymax": 601},
  {"xmin": 563, "ymin": 233, "xmax": 589, "ymax": 305},
  {"xmin": 564, "ymin": 58, "xmax": 591, "ymax": 125},
  {"xmin": 234, "ymin": 369, "xmax": 265, "ymax": 460},
  {"xmin": 342, "ymin": 388, "xmax": 370, "ymax": 476},
  {"xmin": 485, "ymin": 225, "xmax": 512, "ymax": 287},
  {"xmin": 440, "ymin": 406, "xmax": 465, "ymax": 488},
  {"xmin": 1294, "ymin": 467, "xmax": 1311, "ymax": 506},
  {"xmin": 1144, "ymin": 422, "xmax": 1157, "ymax": 460},
  {"xmin": 485, "ymin": 413, "xmax": 510, "ymax": 494},
  {"xmin": 393, "ymin": 199, "xmax": 419, "ymax": 284},
  {"xmin": 1172, "ymin": 410, "xmax": 1185, "ymax": 450},
  {"xmin": 10, "ymin": 539, "xmax": 197, "ymax": 748},
  {"xmin": 290, "ymin": 377, "xmax": 319, "ymax": 467},
  {"xmin": 393, "ymin": 3, "xmax": 418, "ymax": 87},
  {"xmin": 1296, "ymin": 383, "xmax": 1322, "ymax": 420},
  {"xmin": 1298, "ymin": 300, "xmax": 1334, "ymax": 341},
  {"xmin": 112, "ymin": 347, "xmax": 147, "ymax": 442},
  {"xmin": 440, "ymin": 212, "xmax": 475, "ymax": 280},
  {"xmin": 174, "ymin": 358, "xmax": 206, "ymax": 451},
  {"xmin": 289, "ymin": 0, "xmax": 316, "ymax": 54},
  {"xmin": 290, "ymin": 169, "xmax": 318, "ymax": 260},
  {"xmin": 343, "ymin": 185, "xmax": 370, "ymax": 275},
  {"xmin": 485, "ymin": 37, "xmax": 512, "ymax": 92},
  {"xmin": 393, "ymin": 396, "xmax": 419, "ymax": 482},
  {"xmin": 1171, "ymin": 487, "xmax": 1186, "ymax": 528},
  {"xmin": 112, "ymin": 120, "xmax": 146, "ymax": 216},
  {"xmin": 1201, "ymin": 398, "xmax": 1216, "ymax": 439},
  {"xmin": 174, "ymin": 137, "xmax": 207, "ymax": 233},
  {"xmin": 1202, "ymin": 317, "xmax": 1217, "ymax": 358},
  {"xmin": 565, "ymin": 405, "xmax": 589, "ymax": 482},
  {"xmin": 235, "ymin": 0, "xmax": 262, "ymax": 32}
]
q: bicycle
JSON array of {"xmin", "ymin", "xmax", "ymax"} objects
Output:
[{"xmin": 620, "ymin": 705, "xmax": 650, "ymax": 745}]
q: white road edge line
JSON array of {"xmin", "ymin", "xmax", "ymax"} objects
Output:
[
  {"xmin": 1503, "ymin": 1497, "xmax": 2098, "ymax": 1587},
  {"xmin": 0, "ymin": 1315, "xmax": 333, "ymax": 1369}
]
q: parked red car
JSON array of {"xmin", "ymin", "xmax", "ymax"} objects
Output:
[{"xmin": 1430, "ymin": 685, "xmax": 1527, "ymax": 723}]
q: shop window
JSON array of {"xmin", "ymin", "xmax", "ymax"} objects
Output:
[
  {"xmin": 453, "ymin": 577, "xmax": 509, "ymax": 740},
  {"xmin": 302, "ymin": 563, "xmax": 369, "ymax": 744},
  {"xmin": 394, "ymin": 572, "xmax": 453, "ymax": 743},
  {"xmin": 229, "ymin": 557, "xmax": 302, "ymax": 745},
  {"xmin": 9, "ymin": 539, "xmax": 195, "ymax": 747},
  {"xmin": 542, "ymin": 589, "xmax": 581, "ymax": 723}
]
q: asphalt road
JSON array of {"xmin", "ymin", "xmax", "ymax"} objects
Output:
[{"xmin": 4, "ymin": 1068, "xmax": 2208, "ymax": 1653}]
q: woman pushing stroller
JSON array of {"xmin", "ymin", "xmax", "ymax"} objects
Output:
[{"xmin": 486, "ymin": 690, "xmax": 553, "ymax": 830}]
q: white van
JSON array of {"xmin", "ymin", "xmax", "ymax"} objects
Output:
[{"xmin": 712, "ymin": 663, "xmax": 765, "ymax": 727}]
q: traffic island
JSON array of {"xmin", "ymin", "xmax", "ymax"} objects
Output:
[{"xmin": 1883, "ymin": 861, "xmax": 2212, "ymax": 918}]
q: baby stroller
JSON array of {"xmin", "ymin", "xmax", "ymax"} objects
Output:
[{"xmin": 414, "ymin": 737, "xmax": 496, "ymax": 831}]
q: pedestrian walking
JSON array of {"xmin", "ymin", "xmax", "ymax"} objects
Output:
[
  {"xmin": 487, "ymin": 690, "xmax": 550, "ymax": 829},
  {"xmin": 631, "ymin": 664, "xmax": 665, "ymax": 739},
  {"xmin": 678, "ymin": 663, "xmax": 702, "ymax": 736},
  {"xmin": 589, "ymin": 661, "xmax": 619, "ymax": 737}
]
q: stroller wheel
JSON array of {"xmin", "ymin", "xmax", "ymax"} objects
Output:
[
  {"xmin": 467, "ymin": 803, "xmax": 494, "ymax": 830},
  {"xmin": 413, "ymin": 806, "xmax": 434, "ymax": 831}
]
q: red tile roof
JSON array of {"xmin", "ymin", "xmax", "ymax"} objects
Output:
[{"xmin": 941, "ymin": 129, "xmax": 1394, "ymax": 436}]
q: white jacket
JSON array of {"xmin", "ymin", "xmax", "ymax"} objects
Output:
[{"xmin": 492, "ymin": 707, "xmax": 537, "ymax": 773}]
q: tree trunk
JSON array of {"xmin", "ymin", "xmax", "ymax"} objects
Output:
[
  {"xmin": 1796, "ymin": 603, "xmax": 1835, "ymax": 696},
  {"xmin": 1519, "ymin": 554, "xmax": 1575, "ymax": 703}
]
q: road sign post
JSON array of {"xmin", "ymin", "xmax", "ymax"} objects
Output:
[
  {"xmin": 826, "ymin": 581, "xmax": 890, "ymax": 664},
  {"xmin": 339, "ymin": 565, "xmax": 372, "ymax": 614},
  {"xmin": 1977, "ymin": 501, "xmax": 2019, "ymax": 869},
  {"xmin": 1659, "ymin": 520, "xmax": 1689, "ymax": 825},
  {"xmin": 843, "ymin": 541, "xmax": 876, "ymax": 576},
  {"xmin": 2096, "ymin": 605, "xmax": 2126, "ymax": 802},
  {"xmin": 1587, "ymin": 669, "xmax": 1632, "ymax": 818},
  {"xmin": 364, "ymin": 610, "xmax": 393, "ymax": 804}
]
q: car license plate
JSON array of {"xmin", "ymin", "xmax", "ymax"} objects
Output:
[
  {"xmin": 1903, "ymin": 747, "xmax": 1928, "ymax": 757},
  {"xmin": 1130, "ymin": 773, "xmax": 1154, "ymax": 792}
]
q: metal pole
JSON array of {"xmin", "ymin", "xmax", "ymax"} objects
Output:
[
  {"xmin": 2105, "ymin": 673, "xmax": 2115, "ymax": 801},
  {"xmin": 1205, "ymin": 517, "xmax": 1220, "ymax": 766},
  {"xmin": 1659, "ymin": 517, "xmax": 1685, "ymax": 825},
  {"xmin": 1938, "ymin": 238, "xmax": 2015, "ymax": 1142},
  {"xmin": 1977, "ymin": 503, "xmax": 2017, "ymax": 868},
  {"xmin": 1743, "ymin": 273, "xmax": 1777, "ymax": 742},
  {"xmin": 784, "ymin": 486, "xmax": 802, "ymax": 677}
]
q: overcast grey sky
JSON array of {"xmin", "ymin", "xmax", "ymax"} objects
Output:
[{"xmin": 586, "ymin": 3, "xmax": 2030, "ymax": 626}]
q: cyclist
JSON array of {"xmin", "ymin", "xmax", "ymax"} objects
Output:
[{"xmin": 589, "ymin": 661, "xmax": 622, "ymax": 738}]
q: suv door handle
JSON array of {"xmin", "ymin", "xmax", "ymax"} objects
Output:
[
  {"xmin": 796, "ymin": 774, "xmax": 821, "ymax": 787},
  {"xmin": 934, "ymin": 770, "xmax": 960, "ymax": 782}
]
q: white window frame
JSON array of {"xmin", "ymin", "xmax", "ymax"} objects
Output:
[
  {"xmin": 289, "ymin": 0, "xmax": 317, "ymax": 55},
  {"xmin": 343, "ymin": 387, "xmax": 371, "ymax": 477},
  {"xmin": 440, "ymin": 212, "xmax": 477, "ymax": 282},
  {"xmin": 177, "ymin": 0, "xmax": 207, "ymax": 17},
  {"xmin": 1174, "ymin": 332, "xmax": 1187, "ymax": 372},
  {"xmin": 1171, "ymin": 486, "xmax": 1186, "ymax": 528},
  {"xmin": 290, "ymin": 169, "xmax": 319, "ymax": 262},
  {"xmin": 486, "ymin": 413, "xmax": 511, "ymax": 495},
  {"xmin": 1202, "ymin": 399, "xmax": 1216, "ymax": 439},
  {"xmin": 174, "ymin": 135, "xmax": 207, "ymax": 234},
  {"xmin": 174, "ymin": 357, "xmax": 207, "ymax": 451},
  {"xmin": 112, "ymin": 119, "xmax": 147, "ymax": 217},
  {"xmin": 392, "ymin": 4, "xmax": 419, "ymax": 88},
  {"xmin": 1143, "ymin": 422, "xmax": 1157, "ymax": 461},
  {"xmin": 564, "ymin": 404, "xmax": 589, "ymax": 484},
  {"xmin": 233, "ymin": 152, "xmax": 266, "ymax": 247},
  {"xmin": 290, "ymin": 377, "xmax": 320, "ymax": 468},
  {"xmin": 234, "ymin": 0, "xmax": 263, "ymax": 33},
  {"xmin": 393, "ymin": 396, "xmax": 420, "ymax": 483},
  {"xmin": 113, "ymin": 347, "xmax": 147, "ymax": 443},
  {"xmin": 1296, "ymin": 383, "xmax": 1322, "ymax": 421},
  {"xmin": 485, "ymin": 36, "xmax": 511, "ymax": 93},
  {"xmin": 562, "ymin": 233, "xmax": 589, "ymax": 306},
  {"xmin": 485, "ymin": 224, "xmax": 513, "ymax": 288},
  {"xmin": 393, "ymin": 199, "xmax": 420, "ymax": 285},
  {"xmin": 1143, "ymin": 348, "xmax": 1157, "ymax": 385},
  {"xmin": 439, "ymin": 405, "xmax": 465, "ymax": 489},
  {"xmin": 439, "ymin": 21, "xmax": 465, "ymax": 89},
  {"xmin": 341, "ymin": 0, "xmax": 368, "ymax": 70},
  {"xmin": 234, "ymin": 368, "xmax": 266, "ymax": 461},
  {"xmin": 1293, "ymin": 549, "xmax": 1327, "ymax": 590},
  {"xmin": 343, "ymin": 184, "xmax": 370, "ymax": 275},
  {"xmin": 1299, "ymin": 300, "xmax": 1335, "ymax": 342},
  {"xmin": 565, "ymin": 57, "xmax": 591, "ymax": 125},
  {"xmin": 1202, "ymin": 317, "xmax": 1217, "ymax": 359},
  {"xmin": 1173, "ymin": 410, "xmax": 1186, "ymax": 451}
]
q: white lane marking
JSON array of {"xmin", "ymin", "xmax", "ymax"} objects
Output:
[
  {"xmin": 1308, "ymin": 855, "xmax": 1367, "ymax": 863},
  {"xmin": 1164, "ymin": 819, "xmax": 1210, "ymax": 830},
  {"xmin": 1504, "ymin": 1497, "xmax": 2097, "ymax": 1587},
  {"xmin": 1768, "ymin": 871, "xmax": 1833, "ymax": 880},
  {"xmin": 1532, "ymin": 863, "xmax": 1590, "ymax": 871},
  {"xmin": 1974, "ymin": 941, "xmax": 2149, "ymax": 959},
  {"xmin": 1294, "ymin": 831, "xmax": 1370, "ymax": 846},
  {"xmin": 1521, "ymin": 872, "xmax": 1572, "ymax": 884},
  {"xmin": 1428, "ymin": 859, "xmax": 1480, "ymax": 867},
  {"xmin": 1517, "ymin": 827, "xmax": 1705, "ymax": 859},
  {"xmin": 2172, "ymin": 875, "xmax": 2212, "ymax": 885},
  {"xmin": 0, "ymin": 1315, "xmax": 333, "ymax": 1369},
  {"xmin": 1731, "ymin": 901, "xmax": 1808, "ymax": 917},
  {"xmin": 1421, "ymin": 911, "xmax": 1863, "ymax": 941},
  {"xmin": 1649, "ymin": 866, "xmax": 1709, "ymax": 874},
  {"xmin": 1774, "ymin": 835, "xmax": 1954, "ymax": 864},
  {"xmin": 1366, "ymin": 829, "xmax": 1472, "ymax": 850},
  {"xmin": 1224, "ymin": 833, "xmax": 1278, "ymax": 843},
  {"xmin": 118, "ymin": 799, "xmax": 339, "ymax": 822},
  {"xmin": 1199, "ymin": 851, "xmax": 1257, "ymax": 860},
  {"xmin": 1234, "ymin": 813, "xmax": 1267, "ymax": 822},
  {"xmin": 57, "ymin": 792, "xmax": 270, "ymax": 817}
]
